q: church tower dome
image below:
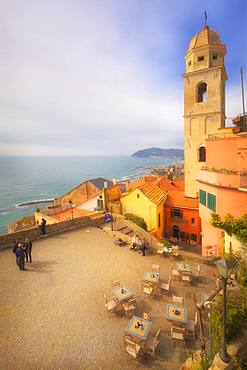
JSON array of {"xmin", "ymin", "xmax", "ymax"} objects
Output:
[
  {"xmin": 185, "ymin": 26, "xmax": 227, "ymax": 73},
  {"xmin": 187, "ymin": 26, "xmax": 223, "ymax": 53}
]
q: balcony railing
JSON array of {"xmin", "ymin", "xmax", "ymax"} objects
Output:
[{"xmin": 199, "ymin": 168, "xmax": 247, "ymax": 188}]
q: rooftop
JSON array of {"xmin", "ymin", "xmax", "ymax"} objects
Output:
[
  {"xmin": 166, "ymin": 191, "xmax": 199, "ymax": 209},
  {"xmin": 138, "ymin": 179, "xmax": 167, "ymax": 205},
  {"xmin": 186, "ymin": 26, "xmax": 225, "ymax": 54}
]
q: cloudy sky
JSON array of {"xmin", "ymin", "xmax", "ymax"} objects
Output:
[{"xmin": 0, "ymin": 0, "xmax": 246, "ymax": 156}]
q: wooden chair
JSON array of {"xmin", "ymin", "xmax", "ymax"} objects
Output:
[
  {"xmin": 144, "ymin": 328, "xmax": 161, "ymax": 357},
  {"xmin": 122, "ymin": 298, "xmax": 137, "ymax": 316},
  {"xmin": 111, "ymin": 280, "xmax": 120, "ymax": 288},
  {"xmin": 172, "ymin": 245, "xmax": 179, "ymax": 257},
  {"xmin": 182, "ymin": 274, "xmax": 192, "ymax": 285},
  {"xmin": 142, "ymin": 282, "xmax": 154, "ymax": 295},
  {"xmin": 160, "ymin": 276, "xmax": 172, "ymax": 294},
  {"xmin": 186, "ymin": 312, "xmax": 198, "ymax": 339},
  {"xmin": 151, "ymin": 264, "xmax": 160, "ymax": 274},
  {"xmin": 124, "ymin": 337, "xmax": 141, "ymax": 359},
  {"xmin": 172, "ymin": 294, "xmax": 184, "ymax": 305},
  {"xmin": 194, "ymin": 264, "xmax": 201, "ymax": 278},
  {"xmin": 170, "ymin": 326, "xmax": 185, "ymax": 342},
  {"xmin": 104, "ymin": 293, "xmax": 117, "ymax": 313},
  {"xmin": 157, "ymin": 249, "xmax": 164, "ymax": 257},
  {"xmin": 172, "ymin": 265, "xmax": 180, "ymax": 281}
]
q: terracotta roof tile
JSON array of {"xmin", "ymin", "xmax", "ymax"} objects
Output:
[
  {"xmin": 158, "ymin": 177, "xmax": 177, "ymax": 192},
  {"xmin": 139, "ymin": 179, "xmax": 167, "ymax": 205},
  {"xmin": 128, "ymin": 176, "xmax": 157, "ymax": 191},
  {"xmin": 172, "ymin": 179, "xmax": 185, "ymax": 191},
  {"xmin": 166, "ymin": 191, "xmax": 198, "ymax": 209}
]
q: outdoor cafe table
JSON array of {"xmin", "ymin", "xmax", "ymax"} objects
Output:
[
  {"xmin": 166, "ymin": 303, "xmax": 187, "ymax": 325},
  {"xmin": 125, "ymin": 315, "xmax": 152, "ymax": 344},
  {"xmin": 143, "ymin": 272, "xmax": 160, "ymax": 285},
  {"xmin": 176, "ymin": 263, "xmax": 192, "ymax": 275},
  {"xmin": 112, "ymin": 286, "xmax": 134, "ymax": 303},
  {"xmin": 162, "ymin": 245, "xmax": 172, "ymax": 255}
]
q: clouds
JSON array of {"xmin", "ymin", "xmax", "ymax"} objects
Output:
[{"xmin": 0, "ymin": 0, "xmax": 245, "ymax": 155}]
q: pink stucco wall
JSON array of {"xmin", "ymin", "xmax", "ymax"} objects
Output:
[
  {"xmin": 206, "ymin": 136, "xmax": 247, "ymax": 171},
  {"xmin": 199, "ymin": 134, "xmax": 247, "ymax": 257}
]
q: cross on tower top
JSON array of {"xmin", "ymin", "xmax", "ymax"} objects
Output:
[{"xmin": 204, "ymin": 10, "xmax": 208, "ymax": 27}]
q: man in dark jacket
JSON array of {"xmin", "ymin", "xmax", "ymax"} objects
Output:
[
  {"xmin": 141, "ymin": 240, "xmax": 148, "ymax": 256},
  {"xmin": 12, "ymin": 240, "xmax": 19, "ymax": 266},
  {"xmin": 24, "ymin": 238, "xmax": 32, "ymax": 263},
  {"xmin": 40, "ymin": 218, "xmax": 47, "ymax": 235},
  {"xmin": 15, "ymin": 244, "xmax": 25, "ymax": 271}
]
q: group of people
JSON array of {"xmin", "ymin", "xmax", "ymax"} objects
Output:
[
  {"xmin": 130, "ymin": 235, "xmax": 149, "ymax": 256},
  {"xmin": 12, "ymin": 238, "xmax": 32, "ymax": 271}
]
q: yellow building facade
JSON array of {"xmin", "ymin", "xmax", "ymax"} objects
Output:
[
  {"xmin": 120, "ymin": 181, "xmax": 166, "ymax": 239},
  {"xmin": 183, "ymin": 26, "xmax": 227, "ymax": 198}
]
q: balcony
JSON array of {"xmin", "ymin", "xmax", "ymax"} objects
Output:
[{"xmin": 199, "ymin": 167, "xmax": 247, "ymax": 189}]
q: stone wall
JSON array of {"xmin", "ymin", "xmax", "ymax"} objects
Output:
[
  {"xmin": 0, "ymin": 214, "xmax": 105, "ymax": 251},
  {"xmin": 113, "ymin": 213, "xmax": 163, "ymax": 250}
]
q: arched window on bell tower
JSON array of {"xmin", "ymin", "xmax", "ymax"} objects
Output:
[
  {"xmin": 199, "ymin": 145, "xmax": 206, "ymax": 162},
  {"xmin": 197, "ymin": 82, "xmax": 207, "ymax": 103}
]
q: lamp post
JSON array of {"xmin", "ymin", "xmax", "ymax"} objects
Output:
[{"xmin": 215, "ymin": 258, "xmax": 235, "ymax": 363}]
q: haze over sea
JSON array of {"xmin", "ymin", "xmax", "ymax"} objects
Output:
[{"xmin": 0, "ymin": 156, "xmax": 182, "ymax": 235}]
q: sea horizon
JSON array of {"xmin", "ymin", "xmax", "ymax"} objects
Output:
[{"xmin": 0, "ymin": 155, "xmax": 183, "ymax": 235}]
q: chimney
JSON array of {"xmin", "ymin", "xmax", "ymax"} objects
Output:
[
  {"xmin": 104, "ymin": 181, "xmax": 108, "ymax": 189},
  {"xmin": 112, "ymin": 177, "xmax": 117, "ymax": 185}
]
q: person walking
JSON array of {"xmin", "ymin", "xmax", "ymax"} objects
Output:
[
  {"xmin": 24, "ymin": 238, "xmax": 32, "ymax": 263},
  {"xmin": 15, "ymin": 243, "xmax": 25, "ymax": 271}
]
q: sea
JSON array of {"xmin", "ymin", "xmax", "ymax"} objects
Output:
[{"xmin": 0, "ymin": 156, "xmax": 182, "ymax": 235}]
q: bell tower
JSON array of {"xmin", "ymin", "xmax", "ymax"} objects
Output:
[{"xmin": 183, "ymin": 26, "xmax": 227, "ymax": 198}]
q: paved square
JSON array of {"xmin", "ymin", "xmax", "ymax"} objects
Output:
[{"xmin": 0, "ymin": 226, "xmax": 215, "ymax": 369}]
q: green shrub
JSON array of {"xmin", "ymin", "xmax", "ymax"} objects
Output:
[
  {"xmin": 124, "ymin": 213, "xmax": 147, "ymax": 230},
  {"xmin": 211, "ymin": 287, "xmax": 247, "ymax": 355},
  {"xmin": 237, "ymin": 259, "xmax": 247, "ymax": 287}
]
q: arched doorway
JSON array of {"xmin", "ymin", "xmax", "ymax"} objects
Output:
[{"xmin": 172, "ymin": 225, "xmax": 180, "ymax": 240}]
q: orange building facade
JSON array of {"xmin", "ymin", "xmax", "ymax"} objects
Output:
[
  {"xmin": 164, "ymin": 191, "xmax": 201, "ymax": 244},
  {"xmin": 198, "ymin": 128, "xmax": 247, "ymax": 257}
]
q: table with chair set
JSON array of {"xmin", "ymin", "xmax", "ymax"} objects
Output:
[
  {"xmin": 104, "ymin": 260, "xmax": 201, "ymax": 363},
  {"xmin": 104, "ymin": 280, "xmax": 137, "ymax": 316},
  {"xmin": 157, "ymin": 244, "xmax": 179, "ymax": 258},
  {"xmin": 142, "ymin": 264, "xmax": 160, "ymax": 295},
  {"xmin": 124, "ymin": 315, "xmax": 161, "ymax": 359},
  {"xmin": 166, "ymin": 302, "xmax": 198, "ymax": 342},
  {"xmin": 175, "ymin": 263, "xmax": 193, "ymax": 284}
]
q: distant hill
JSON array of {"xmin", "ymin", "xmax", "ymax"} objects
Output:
[{"xmin": 131, "ymin": 147, "xmax": 184, "ymax": 158}]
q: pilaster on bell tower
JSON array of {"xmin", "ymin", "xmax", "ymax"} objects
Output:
[{"xmin": 183, "ymin": 25, "xmax": 227, "ymax": 198}]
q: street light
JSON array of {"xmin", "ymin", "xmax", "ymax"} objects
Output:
[{"xmin": 215, "ymin": 258, "xmax": 235, "ymax": 363}]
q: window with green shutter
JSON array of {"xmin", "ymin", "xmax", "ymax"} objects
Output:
[
  {"xmin": 199, "ymin": 189, "xmax": 207, "ymax": 206},
  {"xmin": 207, "ymin": 193, "xmax": 216, "ymax": 212}
]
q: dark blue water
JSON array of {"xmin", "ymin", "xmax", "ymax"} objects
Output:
[{"xmin": 0, "ymin": 156, "xmax": 181, "ymax": 235}]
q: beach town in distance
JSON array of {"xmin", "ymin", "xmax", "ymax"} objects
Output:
[{"xmin": 0, "ymin": 1, "xmax": 247, "ymax": 370}]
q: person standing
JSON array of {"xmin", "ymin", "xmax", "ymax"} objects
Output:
[
  {"xmin": 24, "ymin": 238, "xmax": 32, "ymax": 263},
  {"xmin": 141, "ymin": 240, "xmax": 148, "ymax": 256},
  {"xmin": 40, "ymin": 218, "xmax": 47, "ymax": 235},
  {"xmin": 15, "ymin": 243, "xmax": 25, "ymax": 271},
  {"xmin": 12, "ymin": 240, "xmax": 19, "ymax": 266}
]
